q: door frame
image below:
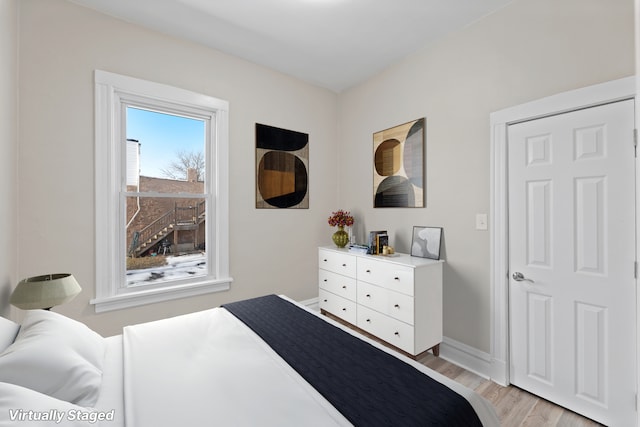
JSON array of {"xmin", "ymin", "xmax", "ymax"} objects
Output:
[{"xmin": 489, "ymin": 77, "xmax": 636, "ymax": 394}]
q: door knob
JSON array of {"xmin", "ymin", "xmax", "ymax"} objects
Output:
[{"xmin": 512, "ymin": 272, "xmax": 534, "ymax": 283}]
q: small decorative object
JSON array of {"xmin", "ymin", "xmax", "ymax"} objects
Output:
[
  {"xmin": 381, "ymin": 245, "xmax": 395, "ymax": 256},
  {"xmin": 411, "ymin": 226, "xmax": 442, "ymax": 260},
  {"xmin": 328, "ymin": 210, "xmax": 354, "ymax": 248},
  {"xmin": 373, "ymin": 118, "xmax": 425, "ymax": 208}
]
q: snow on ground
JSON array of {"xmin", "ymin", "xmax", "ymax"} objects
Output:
[{"xmin": 126, "ymin": 252, "xmax": 207, "ymax": 286}]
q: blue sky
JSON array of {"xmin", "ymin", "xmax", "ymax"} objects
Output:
[{"xmin": 126, "ymin": 107, "xmax": 205, "ymax": 178}]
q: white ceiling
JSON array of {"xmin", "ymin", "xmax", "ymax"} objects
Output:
[{"xmin": 67, "ymin": 0, "xmax": 514, "ymax": 92}]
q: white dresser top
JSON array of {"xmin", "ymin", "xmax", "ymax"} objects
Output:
[{"xmin": 319, "ymin": 246, "xmax": 444, "ymax": 269}]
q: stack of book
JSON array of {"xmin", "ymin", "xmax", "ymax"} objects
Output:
[
  {"xmin": 368, "ymin": 230, "xmax": 388, "ymax": 255},
  {"xmin": 348, "ymin": 244, "xmax": 369, "ymax": 254}
]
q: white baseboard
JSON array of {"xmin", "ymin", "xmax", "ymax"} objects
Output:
[
  {"xmin": 439, "ymin": 336, "xmax": 493, "ymax": 380},
  {"xmin": 299, "ymin": 297, "xmax": 319, "ymax": 311}
]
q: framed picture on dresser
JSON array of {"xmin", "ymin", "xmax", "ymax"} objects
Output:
[{"xmin": 410, "ymin": 226, "xmax": 442, "ymax": 260}]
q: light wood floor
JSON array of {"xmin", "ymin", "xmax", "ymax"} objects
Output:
[{"xmin": 417, "ymin": 353, "xmax": 604, "ymax": 427}]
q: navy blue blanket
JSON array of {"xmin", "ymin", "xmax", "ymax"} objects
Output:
[{"xmin": 223, "ymin": 295, "xmax": 483, "ymax": 427}]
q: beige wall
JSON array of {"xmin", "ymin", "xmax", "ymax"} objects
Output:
[
  {"xmin": 338, "ymin": 0, "xmax": 634, "ymax": 352},
  {"xmin": 16, "ymin": 0, "xmax": 339, "ymax": 336},
  {"xmin": 10, "ymin": 0, "xmax": 635, "ymax": 354},
  {"xmin": 0, "ymin": 0, "xmax": 17, "ymax": 318}
]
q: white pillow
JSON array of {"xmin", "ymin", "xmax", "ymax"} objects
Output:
[
  {"xmin": 0, "ymin": 317, "xmax": 19, "ymax": 353},
  {"xmin": 0, "ymin": 310, "xmax": 106, "ymax": 407},
  {"xmin": 0, "ymin": 382, "xmax": 106, "ymax": 427}
]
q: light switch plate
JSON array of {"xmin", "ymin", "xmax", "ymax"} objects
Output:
[{"xmin": 476, "ymin": 213, "xmax": 488, "ymax": 230}]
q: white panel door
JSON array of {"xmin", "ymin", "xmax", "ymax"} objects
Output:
[{"xmin": 508, "ymin": 99, "xmax": 636, "ymax": 426}]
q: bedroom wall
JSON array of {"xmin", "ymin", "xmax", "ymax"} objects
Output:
[
  {"xmin": 338, "ymin": 0, "xmax": 634, "ymax": 354},
  {"xmin": 12, "ymin": 0, "xmax": 635, "ymax": 356},
  {"xmin": 16, "ymin": 0, "xmax": 339, "ymax": 336},
  {"xmin": 0, "ymin": 0, "xmax": 18, "ymax": 319}
]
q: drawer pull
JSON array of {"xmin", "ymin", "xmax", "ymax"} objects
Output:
[
  {"xmin": 323, "ymin": 299, "xmax": 327, "ymax": 302},
  {"xmin": 342, "ymin": 263, "xmax": 347, "ymax": 267},
  {"xmin": 366, "ymin": 319, "xmax": 371, "ymax": 323},
  {"xmin": 366, "ymin": 269, "xmax": 371, "ymax": 273},
  {"xmin": 394, "ymin": 277, "xmax": 400, "ymax": 281},
  {"xmin": 394, "ymin": 332, "xmax": 400, "ymax": 336},
  {"xmin": 342, "ymin": 307, "xmax": 347, "ymax": 311},
  {"xmin": 342, "ymin": 285, "xmax": 347, "ymax": 289},
  {"xmin": 366, "ymin": 294, "xmax": 371, "ymax": 298},
  {"xmin": 394, "ymin": 304, "xmax": 400, "ymax": 309},
  {"xmin": 323, "ymin": 259, "xmax": 327, "ymax": 262},
  {"xmin": 323, "ymin": 279, "xmax": 328, "ymax": 282}
]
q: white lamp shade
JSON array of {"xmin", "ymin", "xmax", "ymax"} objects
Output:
[{"xmin": 10, "ymin": 274, "xmax": 82, "ymax": 310}]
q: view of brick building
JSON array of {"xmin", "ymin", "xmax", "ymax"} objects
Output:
[{"xmin": 126, "ymin": 168, "xmax": 205, "ymax": 257}]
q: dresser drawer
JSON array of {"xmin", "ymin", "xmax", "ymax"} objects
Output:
[
  {"xmin": 318, "ymin": 246, "xmax": 443, "ymax": 357},
  {"xmin": 357, "ymin": 305, "xmax": 414, "ymax": 354},
  {"xmin": 319, "ymin": 269, "xmax": 357, "ymax": 301},
  {"xmin": 319, "ymin": 288, "xmax": 357, "ymax": 324},
  {"xmin": 357, "ymin": 281, "xmax": 414, "ymax": 325},
  {"xmin": 318, "ymin": 249, "xmax": 356, "ymax": 278},
  {"xmin": 357, "ymin": 258, "xmax": 414, "ymax": 296}
]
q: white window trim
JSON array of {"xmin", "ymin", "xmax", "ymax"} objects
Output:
[{"xmin": 91, "ymin": 70, "xmax": 232, "ymax": 313}]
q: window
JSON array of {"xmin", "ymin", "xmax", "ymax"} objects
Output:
[{"xmin": 92, "ymin": 70, "xmax": 231, "ymax": 312}]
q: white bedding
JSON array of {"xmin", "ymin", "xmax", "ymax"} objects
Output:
[
  {"xmin": 0, "ymin": 296, "xmax": 499, "ymax": 426},
  {"xmin": 124, "ymin": 306, "xmax": 352, "ymax": 427},
  {"xmin": 0, "ymin": 326, "xmax": 124, "ymax": 427},
  {"xmin": 93, "ymin": 335, "xmax": 124, "ymax": 427},
  {"xmin": 122, "ymin": 296, "xmax": 499, "ymax": 427}
]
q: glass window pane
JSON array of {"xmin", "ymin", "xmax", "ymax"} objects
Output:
[
  {"xmin": 126, "ymin": 196, "xmax": 207, "ymax": 287},
  {"xmin": 126, "ymin": 107, "xmax": 205, "ymax": 193}
]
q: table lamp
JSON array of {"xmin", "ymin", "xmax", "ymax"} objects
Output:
[{"xmin": 10, "ymin": 273, "xmax": 81, "ymax": 310}]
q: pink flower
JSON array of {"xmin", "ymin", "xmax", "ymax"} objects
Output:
[{"xmin": 328, "ymin": 210, "xmax": 354, "ymax": 227}]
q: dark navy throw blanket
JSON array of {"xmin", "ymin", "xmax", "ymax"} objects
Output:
[{"xmin": 223, "ymin": 295, "xmax": 483, "ymax": 427}]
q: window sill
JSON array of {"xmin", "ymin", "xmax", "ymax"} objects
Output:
[{"xmin": 90, "ymin": 277, "xmax": 233, "ymax": 313}]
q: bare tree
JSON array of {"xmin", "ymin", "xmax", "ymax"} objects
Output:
[{"xmin": 161, "ymin": 150, "xmax": 204, "ymax": 181}]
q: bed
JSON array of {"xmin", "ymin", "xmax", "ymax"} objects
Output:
[{"xmin": 0, "ymin": 295, "xmax": 499, "ymax": 426}]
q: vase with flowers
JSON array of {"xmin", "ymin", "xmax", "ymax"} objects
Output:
[{"xmin": 327, "ymin": 210, "xmax": 354, "ymax": 248}]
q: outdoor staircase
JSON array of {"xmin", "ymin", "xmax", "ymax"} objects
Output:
[
  {"xmin": 129, "ymin": 201, "xmax": 205, "ymax": 257},
  {"xmin": 132, "ymin": 224, "xmax": 175, "ymax": 257}
]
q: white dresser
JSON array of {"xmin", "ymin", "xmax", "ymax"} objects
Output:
[{"xmin": 318, "ymin": 246, "xmax": 443, "ymax": 357}]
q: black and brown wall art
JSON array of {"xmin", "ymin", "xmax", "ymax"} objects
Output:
[{"xmin": 256, "ymin": 123, "xmax": 309, "ymax": 209}]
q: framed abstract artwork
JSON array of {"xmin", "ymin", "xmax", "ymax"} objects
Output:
[
  {"xmin": 256, "ymin": 123, "xmax": 309, "ymax": 209},
  {"xmin": 410, "ymin": 226, "xmax": 442, "ymax": 260},
  {"xmin": 373, "ymin": 118, "xmax": 425, "ymax": 208}
]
